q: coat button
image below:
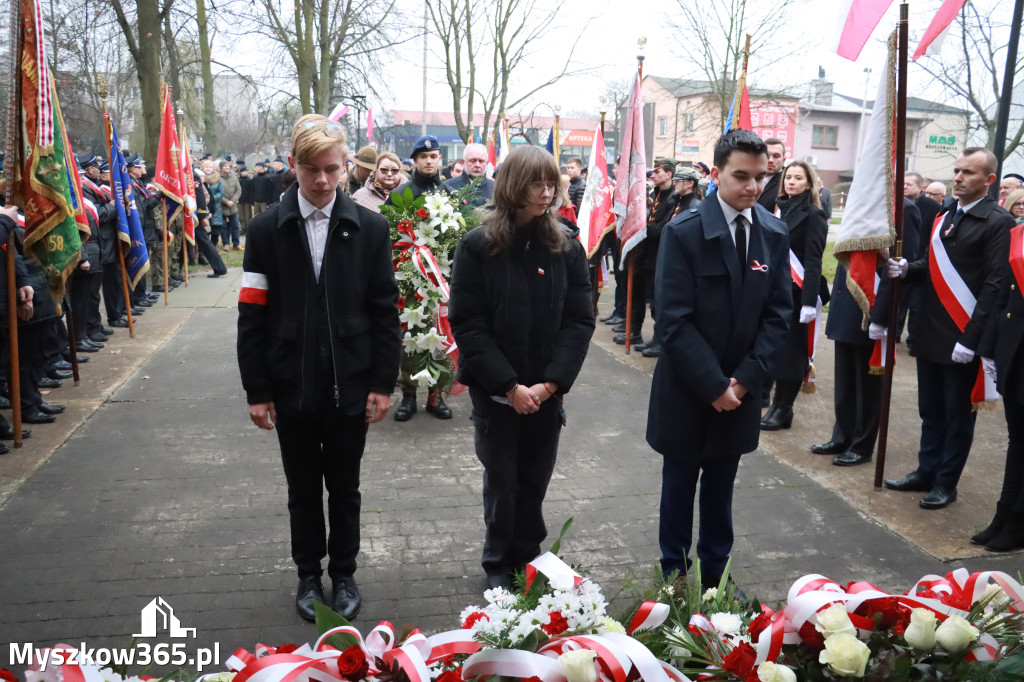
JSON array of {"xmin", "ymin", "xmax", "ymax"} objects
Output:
[{"xmin": 343, "ymin": 231, "xmax": 350, "ymax": 237}]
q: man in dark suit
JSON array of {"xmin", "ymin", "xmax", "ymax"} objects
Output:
[
  {"xmin": 886, "ymin": 148, "xmax": 1013, "ymax": 509},
  {"xmin": 756, "ymin": 138, "xmax": 785, "ymax": 211},
  {"xmin": 647, "ymin": 129, "xmax": 793, "ymax": 588},
  {"xmin": 812, "ymin": 197, "xmax": 921, "ymax": 467},
  {"xmin": 896, "ymin": 172, "xmax": 941, "ymax": 351},
  {"xmin": 237, "ymin": 114, "xmax": 401, "ymax": 622}
]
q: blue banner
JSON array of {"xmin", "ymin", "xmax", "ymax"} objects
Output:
[{"xmin": 107, "ymin": 117, "xmax": 150, "ymax": 288}]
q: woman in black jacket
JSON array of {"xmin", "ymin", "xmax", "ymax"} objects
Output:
[
  {"xmin": 761, "ymin": 160, "xmax": 830, "ymax": 430},
  {"xmin": 449, "ymin": 146, "xmax": 595, "ymax": 589}
]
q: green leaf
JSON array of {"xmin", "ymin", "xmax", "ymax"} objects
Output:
[
  {"xmin": 548, "ymin": 517, "xmax": 574, "ymax": 555},
  {"xmin": 314, "ymin": 601, "xmax": 359, "ymax": 652},
  {"xmin": 517, "ymin": 628, "xmax": 547, "ymax": 651}
]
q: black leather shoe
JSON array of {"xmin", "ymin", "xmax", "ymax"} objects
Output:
[
  {"xmin": 633, "ymin": 341, "xmax": 651, "ymax": 352},
  {"xmin": 53, "ymin": 360, "xmax": 73, "ymax": 371},
  {"xmin": 332, "ymin": 576, "xmax": 362, "ymax": 620},
  {"xmin": 985, "ymin": 512, "xmax": 1024, "ymax": 552},
  {"xmin": 833, "ymin": 451, "xmax": 872, "ymax": 467},
  {"xmin": 613, "ymin": 332, "xmax": 642, "ymax": 345},
  {"xmin": 38, "ymin": 402, "xmax": 66, "ymax": 415},
  {"xmin": 83, "ymin": 338, "xmax": 104, "ymax": 349},
  {"xmin": 152, "ymin": 286, "xmax": 167, "ymax": 293},
  {"xmin": 208, "ymin": 272, "xmax": 226, "ymax": 278},
  {"xmin": 760, "ymin": 406, "xmax": 793, "ymax": 431},
  {"xmin": 295, "ymin": 575, "xmax": 325, "ymax": 622},
  {"xmin": 611, "ymin": 323, "xmax": 626, "ymax": 333},
  {"xmin": 109, "ymin": 317, "xmax": 130, "ymax": 328},
  {"xmin": 0, "ymin": 424, "xmax": 30, "ymax": 439},
  {"xmin": 47, "ymin": 369, "xmax": 74, "ymax": 381},
  {"xmin": 393, "ymin": 393, "xmax": 417, "ymax": 422},
  {"xmin": 146, "ymin": 292, "xmax": 160, "ymax": 301},
  {"xmin": 972, "ymin": 503, "xmax": 1009, "ymax": 545},
  {"xmin": 884, "ymin": 471, "xmax": 932, "ymax": 492},
  {"xmin": 101, "ymin": 327, "xmax": 114, "ymax": 335},
  {"xmin": 426, "ymin": 393, "xmax": 452, "ymax": 419},
  {"xmin": 89, "ymin": 333, "xmax": 109, "ymax": 343},
  {"xmin": 38, "ymin": 377, "xmax": 62, "ymax": 389},
  {"xmin": 76, "ymin": 341, "xmax": 100, "ymax": 353},
  {"xmin": 920, "ymin": 486, "xmax": 957, "ymax": 510},
  {"xmin": 641, "ymin": 342, "xmax": 662, "ymax": 358},
  {"xmin": 22, "ymin": 410, "xmax": 56, "ymax": 424},
  {"xmin": 136, "ymin": 299, "xmax": 153, "ymax": 307},
  {"xmin": 130, "ymin": 307, "xmax": 144, "ymax": 316},
  {"xmin": 811, "ymin": 440, "xmax": 848, "ymax": 455},
  {"xmin": 0, "ymin": 395, "xmax": 10, "ymax": 409},
  {"xmin": 0, "ymin": 441, "xmax": 9, "ymax": 454},
  {"xmin": 485, "ymin": 572, "xmax": 514, "ymax": 590},
  {"xmin": 602, "ymin": 314, "xmax": 625, "ymax": 326}
]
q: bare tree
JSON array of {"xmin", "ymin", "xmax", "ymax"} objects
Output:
[
  {"xmin": 916, "ymin": 1, "xmax": 1024, "ymax": 157},
  {"xmin": 427, "ymin": 0, "xmax": 590, "ymax": 143}
]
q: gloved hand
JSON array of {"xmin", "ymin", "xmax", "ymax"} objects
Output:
[
  {"xmin": 887, "ymin": 257, "xmax": 908, "ymax": 278},
  {"xmin": 799, "ymin": 305, "xmax": 817, "ymax": 324},
  {"xmin": 982, "ymin": 357, "xmax": 997, "ymax": 382},
  {"xmin": 951, "ymin": 342, "xmax": 975, "ymax": 364},
  {"xmin": 868, "ymin": 323, "xmax": 887, "ymax": 340}
]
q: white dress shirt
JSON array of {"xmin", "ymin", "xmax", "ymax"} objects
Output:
[
  {"xmin": 716, "ymin": 192, "xmax": 752, "ymax": 254},
  {"xmin": 297, "ymin": 191, "xmax": 336, "ymax": 281}
]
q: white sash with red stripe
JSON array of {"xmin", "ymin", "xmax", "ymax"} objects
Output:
[
  {"xmin": 790, "ymin": 250, "xmax": 822, "ymax": 391},
  {"xmin": 928, "ymin": 214, "xmax": 999, "ymax": 408}
]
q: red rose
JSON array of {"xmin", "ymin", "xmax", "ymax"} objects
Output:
[
  {"xmin": 748, "ymin": 612, "xmax": 773, "ymax": 642},
  {"xmin": 398, "ymin": 220, "xmax": 413, "ymax": 230},
  {"xmin": 397, "ymin": 296, "xmax": 406, "ymax": 310},
  {"xmin": 416, "ymin": 209, "xmax": 429, "ymax": 218},
  {"xmin": 462, "ymin": 611, "xmax": 488, "ymax": 629},
  {"xmin": 798, "ymin": 621, "xmax": 825, "ymax": 650},
  {"xmin": 721, "ymin": 641, "xmax": 757, "ymax": 679},
  {"xmin": 436, "ymin": 670, "xmax": 462, "ymax": 682},
  {"xmin": 338, "ymin": 645, "xmax": 369, "ymax": 681},
  {"xmin": 277, "ymin": 644, "xmax": 299, "ymax": 654},
  {"xmin": 542, "ymin": 611, "xmax": 570, "ymax": 636}
]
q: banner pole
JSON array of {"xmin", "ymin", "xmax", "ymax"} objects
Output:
[
  {"xmin": 62, "ymin": 291, "xmax": 80, "ymax": 385},
  {"xmin": 7, "ymin": 232, "xmax": 22, "ymax": 447},
  {"xmin": 163, "ymin": 202, "xmax": 169, "ymax": 304},
  {"xmin": 100, "ymin": 74, "xmax": 135, "ymax": 339}
]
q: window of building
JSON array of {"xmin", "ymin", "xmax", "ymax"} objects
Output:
[
  {"xmin": 683, "ymin": 113, "xmax": 694, "ymax": 133},
  {"xmin": 812, "ymin": 125, "xmax": 839, "ymax": 148},
  {"xmin": 657, "ymin": 116, "xmax": 668, "ymax": 137}
]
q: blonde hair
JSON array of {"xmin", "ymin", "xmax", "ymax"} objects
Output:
[
  {"xmin": 291, "ymin": 114, "xmax": 348, "ymax": 166},
  {"xmin": 376, "ymin": 151, "xmax": 401, "ymax": 169}
]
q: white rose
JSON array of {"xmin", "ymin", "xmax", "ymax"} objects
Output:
[
  {"xmin": 815, "ymin": 603, "xmax": 856, "ymax": 637},
  {"xmin": 559, "ymin": 649, "xmax": 597, "ymax": 682},
  {"xmin": 904, "ymin": 608, "xmax": 937, "ymax": 650},
  {"xmin": 819, "ymin": 632, "xmax": 870, "ymax": 677},
  {"xmin": 935, "ymin": 614, "xmax": 980, "ymax": 654},
  {"xmin": 756, "ymin": 662, "xmax": 797, "ymax": 682},
  {"xmin": 710, "ymin": 612, "xmax": 743, "ymax": 635}
]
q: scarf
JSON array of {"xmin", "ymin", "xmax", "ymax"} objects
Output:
[{"xmin": 774, "ymin": 189, "xmax": 812, "ymax": 220}]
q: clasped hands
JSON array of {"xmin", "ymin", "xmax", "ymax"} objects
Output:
[
  {"xmin": 712, "ymin": 378, "xmax": 747, "ymax": 412},
  {"xmin": 507, "ymin": 382, "xmax": 558, "ymax": 415}
]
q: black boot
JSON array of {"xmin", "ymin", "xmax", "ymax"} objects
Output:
[
  {"xmin": 393, "ymin": 393, "xmax": 417, "ymax": 422},
  {"xmin": 761, "ymin": 380, "xmax": 798, "ymax": 431},
  {"xmin": 972, "ymin": 502, "xmax": 1010, "ymax": 545},
  {"xmin": 426, "ymin": 392, "xmax": 452, "ymax": 419},
  {"xmin": 986, "ymin": 510, "xmax": 1024, "ymax": 553}
]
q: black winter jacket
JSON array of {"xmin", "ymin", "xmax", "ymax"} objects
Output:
[{"xmin": 449, "ymin": 222, "xmax": 595, "ymax": 396}]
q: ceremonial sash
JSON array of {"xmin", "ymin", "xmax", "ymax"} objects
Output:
[
  {"xmin": 790, "ymin": 250, "xmax": 822, "ymax": 393},
  {"xmin": 1011, "ymin": 226, "xmax": 1024, "ymax": 297},
  {"xmin": 928, "ymin": 214, "xmax": 999, "ymax": 409}
]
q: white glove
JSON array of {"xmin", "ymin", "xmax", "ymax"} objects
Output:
[
  {"xmin": 799, "ymin": 305, "xmax": 817, "ymax": 324},
  {"xmin": 951, "ymin": 342, "xmax": 975, "ymax": 364},
  {"xmin": 868, "ymin": 323, "xmax": 887, "ymax": 340},
  {"xmin": 983, "ymin": 357, "xmax": 997, "ymax": 381},
  {"xmin": 887, "ymin": 257, "xmax": 908, "ymax": 278}
]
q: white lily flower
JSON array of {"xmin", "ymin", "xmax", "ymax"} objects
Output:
[
  {"xmin": 410, "ymin": 369, "xmax": 437, "ymax": 388},
  {"xmin": 415, "ymin": 327, "xmax": 448, "ymax": 354},
  {"xmin": 399, "ymin": 306, "xmax": 429, "ymax": 329}
]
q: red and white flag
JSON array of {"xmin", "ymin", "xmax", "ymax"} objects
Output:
[
  {"xmin": 154, "ymin": 87, "xmax": 186, "ymax": 223},
  {"xmin": 613, "ymin": 72, "xmax": 647, "ymax": 262},
  {"xmin": 913, "ymin": 0, "xmax": 967, "ymax": 61},
  {"xmin": 833, "ymin": 0, "xmax": 896, "ymax": 61},
  {"xmin": 577, "ymin": 126, "xmax": 615, "ymax": 258}
]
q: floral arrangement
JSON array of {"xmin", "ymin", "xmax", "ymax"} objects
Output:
[{"xmin": 380, "ymin": 184, "xmax": 481, "ymax": 396}]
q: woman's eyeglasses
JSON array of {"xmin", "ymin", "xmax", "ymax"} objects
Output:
[
  {"xmin": 377, "ymin": 167, "xmax": 401, "ymax": 175},
  {"xmin": 529, "ymin": 181, "xmax": 557, "ymax": 193}
]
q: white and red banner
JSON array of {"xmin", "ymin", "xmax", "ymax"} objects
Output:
[
  {"xmin": 577, "ymin": 126, "xmax": 615, "ymax": 258},
  {"xmin": 613, "ymin": 71, "xmax": 648, "ymax": 263},
  {"xmin": 832, "ymin": 0, "xmax": 896, "ymax": 61},
  {"xmin": 913, "ymin": 0, "xmax": 967, "ymax": 61},
  {"xmin": 790, "ymin": 250, "xmax": 823, "ymax": 392}
]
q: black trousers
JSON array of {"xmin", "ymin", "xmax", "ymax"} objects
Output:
[
  {"xmin": 629, "ymin": 266, "xmax": 655, "ymax": 333},
  {"xmin": 828, "ymin": 341, "xmax": 881, "ymax": 455},
  {"xmin": 659, "ymin": 446, "xmax": 742, "ymax": 580},
  {"xmin": 915, "ymin": 356, "xmax": 978, "ymax": 488},
  {"xmin": 999, "ymin": 394, "xmax": 1024, "ymax": 512},
  {"xmin": 275, "ymin": 405, "xmax": 368, "ymax": 579},
  {"xmin": 195, "ymin": 226, "xmax": 227, "ymax": 275},
  {"xmin": 102, "ymin": 263, "xmax": 126, "ymax": 322},
  {"xmin": 469, "ymin": 387, "xmax": 564, "ymax": 576},
  {"xmin": 79, "ymin": 272, "xmax": 104, "ymax": 336}
]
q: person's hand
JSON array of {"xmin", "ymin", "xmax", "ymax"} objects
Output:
[
  {"xmin": 982, "ymin": 357, "xmax": 997, "ymax": 382},
  {"xmin": 508, "ymin": 384, "xmax": 542, "ymax": 414},
  {"xmin": 80, "ymin": 260, "xmax": 91, "ymax": 271},
  {"xmin": 712, "ymin": 385, "xmax": 741, "ymax": 412},
  {"xmin": 226, "ymin": 200, "xmax": 235, "ymax": 207},
  {"xmin": 248, "ymin": 401, "xmax": 277, "ymax": 430},
  {"xmin": 16, "ymin": 299, "xmax": 32, "ymax": 321},
  {"xmin": 729, "ymin": 378, "xmax": 748, "ymax": 400},
  {"xmin": 527, "ymin": 382, "xmax": 558, "ymax": 402},
  {"xmin": 868, "ymin": 323, "xmax": 887, "ymax": 340},
  {"xmin": 887, "ymin": 258, "xmax": 908, "ymax": 279},
  {"xmin": 17, "ymin": 286, "xmax": 33, "ymax": 303},
  {"xmin": 365, "ymin": 391, "xmax": 390, "ymax": 423},
  {"xmin": 0, "ymin": 205, "xmax": 18, "ymax": 222},
  {"xmin": 799, "ymin": 305, "xmax": 817, "ymax": 324},
  {"xmin": 951, "ymin": 342, "xmax": 975, "ymax": 364}
]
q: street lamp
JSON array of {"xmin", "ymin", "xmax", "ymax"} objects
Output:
[{"xmin": 351, "ymin": 94, "xmax": 367, "ymax": 149}]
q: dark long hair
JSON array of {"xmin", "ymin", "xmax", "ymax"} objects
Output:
[{"xmin": 480, "ymin": 146, "xmax": 567, "ymax": 256}]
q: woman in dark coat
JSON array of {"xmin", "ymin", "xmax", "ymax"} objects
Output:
[
  {"xmin": 761, "ymin": 160, "xmax": 830, "ymax": 430},
  {"xmin": 449, "ymin": 146, "xmax": 595, "ymax": 589},
  {"xmin": 974, "ymin": 219, "xmax": 1024, "ymax": 551}
]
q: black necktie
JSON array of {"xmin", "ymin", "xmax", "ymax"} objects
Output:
[
  {"xmin": 735, "ymin": 215, "xmax": 748, "ymax": 272},
  {"xmin": 944, "ymin": 208, "xmax": 965, "ymax": 237}
]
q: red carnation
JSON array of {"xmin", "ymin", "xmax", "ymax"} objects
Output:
[
  {"xmin": 721, "ymin": 641, "xmax": 757, "ymax": 679},
  {"xmin": 436, "ymin": 670, "xmax": 462, "ymax": 682},
  {"xmin": 416, "ymin": 208, "xmax": 429, "ymax": 218},
  {"xmin": 462, "ymin": 611, "xmax": 489, "ymax": 629},
  {"xmin": 748, "ymin": 612, "xmax": 773, "ymax": 642},
  {"xmin": 397, "ymin": 296, "xmax": 406, "ymax": 310},
  {"xmin": 338, "ymin": 645, "xmax": 369, "ymax": 682},
  {"xmin": 277, "ymin": 644, "xmax": 299, "ymax": 654},
  {"xmin": 798, "ymin": 621, "xmax": 825, "ymax": 650},
  {"xmin": 2, "ymin": 671, "xmax": 21, "ymax": 682},
  {"xmin": 542, "ymin": 611, "xmax": 570, "ymax": 636},
  {"xmin": 398, "ymin": 220, "xmax": 413, "ymax": 230}
]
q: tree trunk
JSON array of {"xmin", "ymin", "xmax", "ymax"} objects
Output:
[
  {"xmin": 136, "ymin": 0, "xmax": 164, "ymax": 163},
  {"xmin": 163, "ymin": 12, "xmax": 181, "ymax": 106},
  {"xmin": 196, "ymin": 0, "xmax": 217, "ymax": 154}
]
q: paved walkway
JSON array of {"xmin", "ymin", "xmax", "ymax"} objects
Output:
[{"xmin": 1, "ymin": 270, "xmax": 1021, "ymax": 668}]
